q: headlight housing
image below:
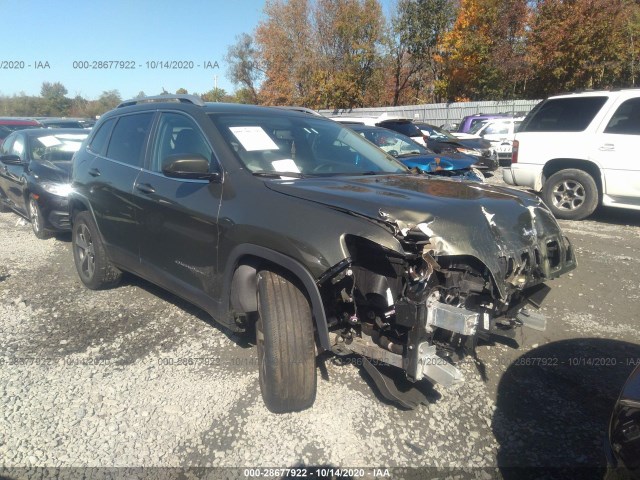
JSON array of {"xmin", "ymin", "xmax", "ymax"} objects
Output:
[{"xmin": 41, "ymin": 183, "xmax": 73, "ymax": 197}]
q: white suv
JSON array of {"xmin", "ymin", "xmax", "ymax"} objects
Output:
[{"xmin": 503, "ymin": 90, "xmax": 640, "ymax": 220}]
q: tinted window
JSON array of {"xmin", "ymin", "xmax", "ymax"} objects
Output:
[
  {"xmin": 88, "ymin": 118, "xmax": 115, "ymax": 156},
  {"xmin": 378, "ymin": 121, "xmax": 422, "ymax": 137},
  {"xmin": 106, "ymin": 113, "xmax": 153, "ymax": 166},
  {"xmin": 151, "ymin": 112, "xmax": 214, "ymax": 173},
  {"xmin": 520, "ymin": 96, "xmax": 608, "ymax": 132},
  {"xmin": 604, "ymin": 98, "xmax": 640, "ymax": 135}
]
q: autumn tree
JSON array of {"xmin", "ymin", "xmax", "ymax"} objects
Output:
[
  {"xmin": 225, "ymin": 33, "xmax": 263, "ymax": 104},
  {"xmin": 40, "ymin": 81, "xmax": 72, "ymax": 116},
  {"xmin": 96, "ymin": 90, "xmax": 122, "ymax": 112},
  {"xmin": 437, "ymin": 0, "xmax": 530, "ymax": 101},
  {"xmin": 385, "ymin": 0, "xmax": 456, "ymax": 105},
  {"xmin": 255, "ymin": 0, "xmax": 315, "ymax": 105},
  {"xmin": 491, "ymin": 0, "xmax": 530, "ymax": 98},
  {"xmin": 311, "ymin": 0, "xmax": 385, "ymax": 108},
  {"xmin": 527, "ymin": 0, "xmax": 640, "ymax": 96}
]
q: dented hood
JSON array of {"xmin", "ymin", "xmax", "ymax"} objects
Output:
[{"xmin": 266, "ymin": 174, "xmax": 575, "ymax": 298}]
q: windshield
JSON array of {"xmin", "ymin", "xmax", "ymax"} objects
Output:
[
  {"xmin": 424, "ymin": 124, "xmax": 459, "ymax": 141},
  {"xmin": 208, "ymin": 113, "xmax": 409, "ymax": 176},
  {"xmin": 351, "ymin": 126, "xmax": 432, "ymax": 157},
  {"xmin": 29, "ymin": 133, "xmax": 88, "ymax": 161},
  {"xmin": 468, "ymin": 120, "xmax": 490, "ymax": 135}
]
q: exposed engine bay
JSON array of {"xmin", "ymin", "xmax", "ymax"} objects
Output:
[{"xmin": 320, "ymin": 228, "xmax": 573, "ymax": 405}]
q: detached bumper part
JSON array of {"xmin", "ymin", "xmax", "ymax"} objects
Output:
[{"xmin": 332, "ymin": 299, "xmax": 475, "ymax": 390}]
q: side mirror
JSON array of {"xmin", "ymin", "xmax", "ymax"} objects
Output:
[
  {"xmin": 161, "ymin": 154, "xmax": 220, "ymax": 182},
  {"xmin": 0, "ymin": 154, "xmax": 23, "ymax": 165}
]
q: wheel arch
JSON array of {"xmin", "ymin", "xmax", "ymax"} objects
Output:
[
  {"xmin": 542, "ymin": 159, "xmax": 603, "ymax": 198},
  {"xmin": 68, "ymin": 194, "xmax": 110, "ymax": 247},
  {"xmin": 223, "ymin": 244, "xmax": 331, "ymax": 351}
]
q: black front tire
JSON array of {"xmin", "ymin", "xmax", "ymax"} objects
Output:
[
  {"xmin": 28, "ymin": 195, "xmax": 50, "ymax": 239},
  {"xmin": 72, "ymin": 211, "xmax": 121, "ymax": 290},
  {"xmin": 542, "ymin": 169, "xmax": 598, "ymax": 220},
  {"xmin": 256, "ymin": 270, "xmax": 317, "ymax": 413}
]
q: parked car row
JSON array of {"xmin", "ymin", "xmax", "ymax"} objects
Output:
[
  {"xmin": 0, "ymin": 116, "xmax": 94, "ymax": 147},
  {"xmin": 346, "ymin": 124, "xmax": 484, "ymax": 182},
  {"xmin": 331, "ymin": 115, "xmax": 499, "ymax": 171}
]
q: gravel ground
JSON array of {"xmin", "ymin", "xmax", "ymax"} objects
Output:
[{"xmin": 1, "ymin": 171, "xmax": 639, "ymax": 479}]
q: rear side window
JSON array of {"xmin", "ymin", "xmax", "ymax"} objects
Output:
[
  {"xmin": 604, "ymin": 98, "xmax": 640, "ymax": 135},
  {"xmin": 520, "ymin": 96, "xmax": 608, "ymax": 132},
  {"xmin": 106, "ymin": 113, "xmax": 154, "ymax": 167},
  {"xmin": 88, "ymin": 118, "xmax": 115, "ymax": 156}
]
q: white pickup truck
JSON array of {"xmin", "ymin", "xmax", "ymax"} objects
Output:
[{"xmin": 503, "ymin": 89, "xmax": 640, "ymax": 220}]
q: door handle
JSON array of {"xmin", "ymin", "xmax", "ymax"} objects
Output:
[
  {"xmin": 135, "ymin": 183, "xmax": 155, "ymax": 194},
  {"xmin": 88, "ymin": 168, "xmax": 101, "ymax": 177},
  {"xmin": 599, "ymin": 143, "xmax": 615, "ymax": 152}
]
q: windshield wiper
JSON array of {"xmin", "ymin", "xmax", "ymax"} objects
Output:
[
  {"xmin": 396, "ymin": 152, "xmax": 422, "ymax": 158},
  {"xmin": 252, "ymin": 171, "xmax": 307, "ymax": 179}
]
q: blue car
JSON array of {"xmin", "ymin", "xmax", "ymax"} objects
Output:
[{"xmin": 347, "ymin": 124, "xmax": 484, "ymax": 182}]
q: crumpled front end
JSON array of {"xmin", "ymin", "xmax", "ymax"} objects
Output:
[{"xmin": 317, "ymin": 197, "xmax": 575, "ymax": 398}]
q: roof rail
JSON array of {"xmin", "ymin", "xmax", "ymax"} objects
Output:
[{"xmin": 117, "ymin": 94, "xmax": 205, "ymax": 108}]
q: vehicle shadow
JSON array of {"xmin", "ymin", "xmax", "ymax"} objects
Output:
[
  {"xmin": 119, "ymin": 272, "xmax": 256, "ymax": 349},
  {"xmin": 586, "ymin": 206, "xmax": 640, "ymax": 227},
  {"xmin": 317, "ymin": 352, "xmax": 441, "ymax": 409},
  {"xmin": 493, "ymin": 338, "xmax": 640, "ymax": 480}
]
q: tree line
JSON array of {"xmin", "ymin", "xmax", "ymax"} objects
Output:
[
  {"xmin": 225, "ymin": 0, "xmax": 640, "ymax": 108},
  {"xmin": 0, "ymin": 83, "xmax": 233, "ymax": 118}
]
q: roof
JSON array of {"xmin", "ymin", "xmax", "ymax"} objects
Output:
[
  {"xmin": 0, "ymin": 118, "xmax": 41, "ymax": 125},
  {"xmin": 11, "ymin": 128, "xmax": 89, "ymax": 137},
  {"xmin": 107, "ymin": 95, "xmax": 335, "ymax": 120}
]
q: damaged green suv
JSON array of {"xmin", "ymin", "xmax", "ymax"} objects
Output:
[{"xmin": 70, "ymin": 95, "xmax": 576, "ymax": 412}]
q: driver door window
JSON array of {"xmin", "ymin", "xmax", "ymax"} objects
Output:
[{"xmin": 151, "ymin": 113, "xmax": 213, "ymax": 173}]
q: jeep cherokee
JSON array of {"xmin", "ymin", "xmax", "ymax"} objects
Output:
[{"xmin": 70, "ymin": 95, "xmax": 576, "ymax": 413}]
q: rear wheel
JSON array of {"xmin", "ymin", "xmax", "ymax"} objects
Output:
[
  {"xmin": 542, "ymin": 169, "xmax": 598, "ymax": 220},
  {"xmin": 28, "ymin": 195, "xmax": 50, "ymax": 239},
  {"xmin": 72, "ymin": 211, "xmax": 121, "ymax": 290},
  {"xmin": 256, "ymin": 270, "xmax": 317, "ymax": 413}
]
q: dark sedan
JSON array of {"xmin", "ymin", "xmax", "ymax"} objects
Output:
[
  {"xmin": 0, "ymin": 128, "xmax": 88, "ymax": 238},
  {"xmin": 348, "ymin": 124, "xmax": 484, "ymax": 182},
  {"xmin": 415, "ymin": 122, "xmax": 499, "ymax": 171}
]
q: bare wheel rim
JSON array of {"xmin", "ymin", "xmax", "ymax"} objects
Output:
[
  {"xmin": 75, "ymin": 224, "xmax": 96, "ymax": 279},
  {"xmin": 551, "ymin": 179, "xmax": 586, "ymax": 211},
  {"xmin": 29, "ymin": 198, "xmax": 40, "ymax": 233}
]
